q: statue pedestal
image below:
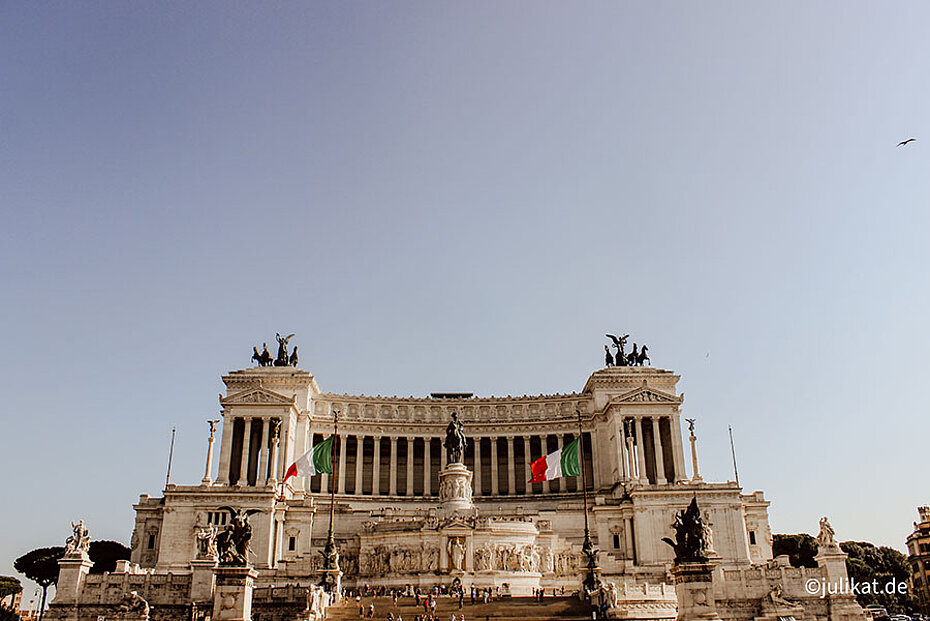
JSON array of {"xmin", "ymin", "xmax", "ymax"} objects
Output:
[
  {"xmin": 319, "ymin": 568, "xmax": 342, "ymax": 602},
  {"xmin": 671, "ymin": 563, "xmax": 720, "ymax": 621},
  {"xmin": 439, "ymin": 463, "xmax": 474, "ymax": 511},
  {"xmin": 212, "ymin": 566, "xmax": 258, "ymax": 621},
  {"xmin": 53, "ymin": 551, "xmax": 93, "ymax": 605}
]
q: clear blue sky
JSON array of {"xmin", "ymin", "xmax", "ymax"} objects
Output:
[{"xmin": 3, "ymin": 1, "xmax": 929, "ymax": 599}]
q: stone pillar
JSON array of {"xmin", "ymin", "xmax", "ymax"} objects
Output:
[
  {"xmin": 557, "ymin": 435, "xmax": 567, "ymax": 492},
  {"xmin": 506, "ymin": 436, "xmax": 516, "ymax": 495},
  {"xmin": 670, "ymin": 415, "xmax": 687, "ymax": 483},
  {"xmin": 625, "ymin": 421, "xmax": 637, "ymax": 481},
  {"xmin": 355, "ymin": 435, "xmax": 365, "ymax": 494},
  {"xmin": 473, "ymin": 437, "xmax": 482, "ymax": 496},
  {"xmin": 440, "ymin": 440, "xmax": 447, "ymax": 470},
  {"xmin": 689, "ymin": 427, "xmax": 702, "ymax": 482},
  {"xmin": 523, "ymin": 436, "xmax": 532, "ymax": 494},
  {"xmin": 338, "ymin": 434, "xmax": 348, "ymax": 493},
  {"xmin": 815, "ymin": 543, "xmax": 863, "ymax": 621},
  {"xmin": 257, "ymin": 418, "xmax": 270, "ymax": 485},
  {"xmin": 217, "ymin": 417, "xmax": 235, "ymax": 485},
  {"xmin": 212, "ymin": 566, "xmax": 258, "ymax": 621},
  {"xmin": 406, "ymin": 437, "xmax": 415, "ymax": 496},
  {"xmin": 670, "ymin": 563, "xmax": 719, "ymax": 621},
  {"xmin": 268, "ymin": 423, "xmax": 280, "ymax": 485},
  {"xmin": 389, "ymin": 437, "xmax": 398, "ymax": 496},
  {"xmin": 617, "ymin": 418, "xmax": 629, "ymax": 481},
  {"xmin": 624, "ymin": 517, "xmax": 635, "ymax": 561},
  {"xmin": 490, "ymin": 437, "xmax": 499, "ymax": 496},
  {"xmin": 424, "ymin": 438, "xmax": 431, "ymax": 496},
  {"xmin": 372, "ymin": 436, "xmax": 381, "ymax": 495},
  {"xmin": 238, "ymin": 418, "xmax": 252, "ymax": 486},
  {"xmin": 541, "ymin": 435, "xmax": 551, "ymax": 494},
  {"xmin": 52, "ymin": 551, "xmax": 92, "ymax": 605},
  {"xmin": 203, "ymin": 420, "xmax": 219, "ymax": 485},
  {"xmin": 653, "ymin": 417, "xmax": 667, "ymax": 484},
  {"xmin": 190, "ymin": 559, "xmax": 217, "ymax": 603},
  {"xmin": 634, "ymin": 418, "xmax": 647, "ymax": 484}
]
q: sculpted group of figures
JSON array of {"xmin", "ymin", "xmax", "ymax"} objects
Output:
[
  {"xmin": 358, "ymin": 544, "xmax": 441, "ymax": 576},
  {"xmin": 251, "ymin": 332, "xmax": 299, "ymax": 367},
  {"xmin": 604, "ymin": 333, "xmax": 650, "ymax": 367},
  {"xmin": 194, "ymin": 508, "xmax": 260, "ymax": 566},
  {"xmin": 662, "ymin": 497, "xmax": 713, "ymax": 565}
]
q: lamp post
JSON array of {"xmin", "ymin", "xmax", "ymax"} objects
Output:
[
  {"xmin": 577, "ymin": 410, "xmax": 600, "ymax": 597},
  {"xmin": 320, "ymin": 409, "xmax": 341, "ymax": 596}
]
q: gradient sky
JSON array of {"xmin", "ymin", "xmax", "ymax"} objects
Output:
[{"xmin": 3, "ymin": 1, "xmax": 929, "ymax": 601}]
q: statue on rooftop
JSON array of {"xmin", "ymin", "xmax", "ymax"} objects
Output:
[
  {"xmin": 636, "ymin": 345, "xmax": 650, "ymax": 366},
  {"xmin": 274, "ymin": 333, "xmax": 295, "ymax": 367},
  {"xmin": 606, "ymin": 334, "xmax": 629, "ymax": 366},
  {"xmin": 444, "ymin": 412, "xmax": 467, "ymax": 465}
]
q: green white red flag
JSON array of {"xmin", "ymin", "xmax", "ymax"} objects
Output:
[
  {"xmin": 284, "ymin": 436, "xmax": 333, "ymax": 482},
  {"xmin": 529, "ymin": 436, "xmax": 581, "ymax": 482}
]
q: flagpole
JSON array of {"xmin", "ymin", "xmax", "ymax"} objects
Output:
[
  {"xmin": 321, "ymin": 408, "xmax": 340, "ymax": 594},
  {"xmin": 576, "ymin": 409, "xmax": 599, "ymax": 596}
]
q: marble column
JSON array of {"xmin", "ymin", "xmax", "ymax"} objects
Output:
[
  {"xmin": 625, "ymin": 516, "xmax": 635, "ymax": 561},
  {"xmin": 268, "ymin": 423, "xmax": 280, "ymax": 485},
  {"xmin": 523, "ymin": 436, "xmax": 532, "ymax": 494},
  {"xmin": 355, "ymin": 435, "xmax": 365, "ymax": 494},
  {"xmin": 625, "ymin": 421, "xmax": 637, "ymax": 481},
  {"xmin": 653, "ymin": 417, "xmax": 667, "ymax": 484},
  {"xmin": 389, "ymin": 437, "xmax": 398, "ymax": 495},
  {"xmin": 440, "ymin": 440, "xmax": 447, "ymax": 470},
  {"xmin": 258, "ymin": 418, "xmax": 270, "ymax": 484},
  {"xmin": 617, "ymin": 418, "xmax": 629, "ymax": 481},
  {"xmin": 670, "ymin": 415, "xmax": 687, "ymax": 483},
  {"xmin": 634, "ymin": 418, "xmax": 647, "ymax": 484},
  {"xmin": 203, "ymin": 419, "xmax": 219, "ymax": 485},
  {"xmin": 541, "ymin": 435, "xmax": 550, "ymax": 494},
  {"xmin": 490, "ymin": 437, "xmax": 499, "ymax": 496},
  {"xmin": 557, "ymin": 435, "xmax": 567, "ymax": 492},
  {"xmin": 238, "ymin": 418, "xmax": 252, "ymax": 486},
  {"xmin": 423, "ymin": 438, "xmax": 431, "ymax": 496},
  {"xmin": 217, "ymin": 417, "xmax": 234, "ymax": 485},
  {"xmin": 506, "ymin": 436, "xmax": 516, "ymax": 495},
  {"xmin": 338, "ymin": 434, "xmax": 348, "ymax": 493},
  {"xmin": 406, "ymin": 437, "xmax": 414, "ymax": 496},
  {"xmin": 473, "ymin": 437, "xmax": 482, "ymax": 496},
  {"xmin": 372, "ymin": 436, "xmax": 382, "ymax": 495}
]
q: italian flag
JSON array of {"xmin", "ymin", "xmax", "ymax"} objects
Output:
[
  {"xmin": 284, "ymin": 436, "xmax": 333, "ymax": 482},
  {"xmin": 529, "ymin": 437, "xmax": 581, "ymax": 482}
]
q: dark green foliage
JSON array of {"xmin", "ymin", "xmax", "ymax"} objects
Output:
[
  {"xmin": 841, "ymin": 541, "xmax": 918, "ymax": 615},
  {"xmin": 12, "ymin": 548, "xmax": 62, "ymax": 589},
  {"xmin": 0, "ymin": 576, "xmax": 21, "ymax": 602},
  {"xmin": 13, "ymin": 547, "xmax": 63, "ymax": 621},
  {"xmin": 772, "ymin": 534, "xmax": 818, "ymax": 568},
  {"xmin": 88, "ymin": 541, "xmax": 131, "ymax": 575}
]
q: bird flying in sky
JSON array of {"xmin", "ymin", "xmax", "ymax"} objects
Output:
[{"xmin": 897, "ymin": 138, "xmax": 916, "ymax": 147}]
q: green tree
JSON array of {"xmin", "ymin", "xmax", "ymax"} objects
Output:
[
  {"xmin": 87, "ymin": 541, "xmax": 130, "ymax": 574},
  {"xmin": 772, "ymin": 534, "xmax": 818, "ymax": 568},
  {"xmin": 13, "ymin": 547, "xmax": 63, "ymax": 621},
  {"xmin": 841, "ymin": 541, "xmax": 918, "ymax": 615},
  {"xmin": 0, "ymin": 576, "xmax": 22, "ymax": 603}
]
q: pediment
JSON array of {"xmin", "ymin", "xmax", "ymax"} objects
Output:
[
  {"xmin": 611, "ymin": 386, "xmax": 681, "ymax": 405},
  {"xmin": 221, "ymin": 388, "xmax": 295, "ymax": 407}
]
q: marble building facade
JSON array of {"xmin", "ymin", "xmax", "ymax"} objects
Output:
[{"xmin": 130, "ymin": 363, "xmax": 774, "ymax": 592}]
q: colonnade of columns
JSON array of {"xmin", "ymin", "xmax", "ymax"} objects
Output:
[
  {"xmin": 218, "ymin": 416, "xmax": 281, "ymax": 486},
  {"xmin": 305, "ymin": 432, "xmax": 595, "ymax": 497},
  {"xmin": 617, "ymin": 415, "xmax": 686, "ymax": 484}
]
